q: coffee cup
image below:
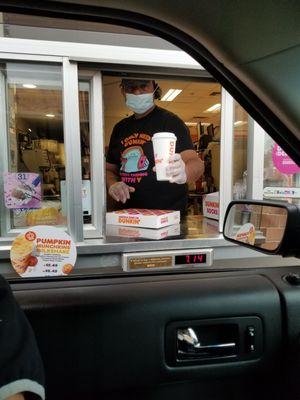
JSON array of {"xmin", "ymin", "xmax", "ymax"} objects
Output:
[{"xmin": 152, "ymin": 132, "xmax": 177, "ymax": 181}]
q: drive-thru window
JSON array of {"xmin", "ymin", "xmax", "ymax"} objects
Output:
[{"xmin": 1, "ymin": 13, "xmax": 300, "ymax": 277}]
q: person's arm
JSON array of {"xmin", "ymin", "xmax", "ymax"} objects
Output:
[
  {"xmin": 106, "ymin": 162, "xmax": 135, "ymax": 203},
  {"xmin": 106, "ymin": 162, "xmax": 120, "ymax": 189},
  {"xmin": 181, "ymin": 149, "xmax": 204, "ymax": 183}
]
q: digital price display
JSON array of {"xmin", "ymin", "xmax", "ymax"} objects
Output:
[
  {"xmin": 175, "ymin": 253, "xmax": 207, "ymax": 265},
  {"xmin": 122, "ymin": 249, "xmax": 213, "ymax": 271}
]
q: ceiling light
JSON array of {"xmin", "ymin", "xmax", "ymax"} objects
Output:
[
  {"xmin": 205, "ymin": 103, "xmax": 221, "ymax": 112},
  {"xmin": 185, "ymin": 122, "xmax": 198, "ymax": 126},
  {"xmin": 161, "ymin": 89, "xmax": 182, "ymax": 101},
  {"xmin": 234, "ymin": 120, "xmax": 247, "ymax": 127},
  {"xmin": 22, "ymin": 84, "xmax": 37, "ymax": 89},
  {"xmin": 45, "ymin": 113, "xmax": 55, "ymax": 118}
]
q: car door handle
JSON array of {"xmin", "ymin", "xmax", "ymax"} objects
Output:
[{"xmin": 177, "ymin": 327, "xmax": 236, "ymax": 358}]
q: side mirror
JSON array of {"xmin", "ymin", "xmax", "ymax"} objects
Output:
[{"xmin": 223, "ymin": 200, "xmax": 300, "ymax": 258}]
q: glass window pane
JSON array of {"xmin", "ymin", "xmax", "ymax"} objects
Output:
[
  {"xmin": 232, "ymin": 101, "xmax": 248, "ymax": 200},
  {"xmin": 103, "ymin": 76, "xmax": 221, "ymax": 240},
  {"xmin": 263, "ymin": 134, "xmax": 300, "ymax": 205},
  {"xmin": 1, "ymin": 62, "xmax": 67, "ymax": 230}
]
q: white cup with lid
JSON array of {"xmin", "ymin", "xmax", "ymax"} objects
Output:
[{"xmin": 152, "ymin": 132, "xmax": 177, "ymax": 181}]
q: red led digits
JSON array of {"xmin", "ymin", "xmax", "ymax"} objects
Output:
[
  {"xmin": 175, "ymin": 253, "xmax": 207, "ymax": 265},
  {"xmin": 196, "ymin": 255, "xmax": 203, "ymax": 263}
]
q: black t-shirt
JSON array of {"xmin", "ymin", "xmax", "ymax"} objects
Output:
[
  {"xmin": 106, "ymin": 106, "xmax": 194, "ymax": 214},
  {"xmin": 0, "ymin": 275, "xmax": 45, "ymax": 400}
]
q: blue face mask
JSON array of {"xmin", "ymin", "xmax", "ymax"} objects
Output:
[{"xmin": 125, "ymin": 92, "xmax": 154, "ymax": 114}]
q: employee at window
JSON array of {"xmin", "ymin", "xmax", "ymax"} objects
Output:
[
  {"xmin": 106, "ymin": 79, "xmax": 204, "ymax": 215},
  {"xmin": 0, "ymin": 275, "xmax": 45, "ymax": 400}
]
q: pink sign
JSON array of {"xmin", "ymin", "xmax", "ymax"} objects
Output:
[{"xmin": 272, "ymin": 144, "xmax": 300, "ymax": 175}]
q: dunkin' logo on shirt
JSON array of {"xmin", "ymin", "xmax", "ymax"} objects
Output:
[
  {"xmin": 118, "ymin": 216, "xmax": 140, "ymax": 225},
  {"xmin": 121, "ymin": 133, "xmax": 151, "ymax": 148}
]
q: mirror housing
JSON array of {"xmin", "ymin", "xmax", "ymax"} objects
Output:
[{"xmin": 223, "ymin": 200, "xmax": 300, "ymax": 258}]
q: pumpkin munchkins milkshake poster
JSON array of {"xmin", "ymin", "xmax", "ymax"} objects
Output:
[{"xmin": 10, "ymin": 226, "xmax": 77, "ymax": 277}]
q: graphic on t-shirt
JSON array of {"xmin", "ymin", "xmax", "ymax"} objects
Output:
[{"xmin": 120, "ymin": 146, "xmax": 149, "ymax": 173}]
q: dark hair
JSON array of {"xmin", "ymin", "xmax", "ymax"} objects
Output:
[{"xmin": 120, "ymin": 78, "xmax": 162, "ymax": 100}]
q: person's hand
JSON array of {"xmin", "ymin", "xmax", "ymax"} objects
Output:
[
  {"xmin": 108, "ymin": 182, "xmax": 135, "ymax": 203},
  {"xmin": 166, "ymin": 153, "xmax": 187, "ymax": 184}
]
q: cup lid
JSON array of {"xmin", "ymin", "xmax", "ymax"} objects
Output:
[{"xmin": 152, "ymin": 132, "xmax": 177, "ymax": 140}]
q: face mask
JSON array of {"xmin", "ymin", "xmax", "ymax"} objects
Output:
[{"xmin": 125, "ymin": 92, "xmax": 154, "ymax": 114}]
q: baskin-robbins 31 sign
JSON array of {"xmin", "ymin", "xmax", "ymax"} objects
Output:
[
  {"xmin": 272, "ymin": 144, "xmax": 300, "ymax": 175},
  {"xmin": 10, "ymin": 226, "xmax": 77, "ymax": 277},
  {"xmin": 4, "ymin": 172, "xmax": 41, "ymax": 209}
]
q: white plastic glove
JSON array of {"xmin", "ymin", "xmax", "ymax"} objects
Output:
[
  {"xmin": 108, "ymin": 181, "xmax": 135, "ymax": 203},
  {"xmin": 166, "ymin": 153, "xmax": 187, "ymax": 184}
]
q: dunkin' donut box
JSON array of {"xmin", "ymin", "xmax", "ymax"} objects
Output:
[
  {"xmin": 106, "ymin": 223, "xmax": 180, "ymax": 240},
  {"xmin": 202, "ymin": 192, "xmax": 219, "ymax": 220},
  {"xmin": 106, "ymin": 209, "xmax": 180, "ymax": 229}
]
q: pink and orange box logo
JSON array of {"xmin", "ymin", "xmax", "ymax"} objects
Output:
[{"xmin": 106, "ymin": 208, "xmax": 180, "ymax": 229}]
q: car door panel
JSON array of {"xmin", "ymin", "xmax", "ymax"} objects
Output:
[{"xmin": 12, "ymin": 272, "xmax": 282, "ymax": 399}]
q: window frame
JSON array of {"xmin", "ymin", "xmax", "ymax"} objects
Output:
[
  {"xmin": 0, "ymin": 55, "xmax": 88, "ymax": 243},
  {"xmin": 62, "ymin": 57, "xmax": 84, "ymax": 242},
  {"xmin": 0, "ymin": 66, "xmax": 10, "ymax": 237},
  {"xmin": 0, "ymin": 36, "xmax": 259, "ymax": 258},
  {"xmin": 0, "ymin": 54, "xmax": 70, "ymax": 239},
  {"xmin": 78, "ymin": 70, "xmax": 105, "ymax": 239},
  {"xmin": 246, "ymin": 119, "xmax": 265, "ymax": 200},
  {"xmin": 219, "ymin": 88, "xmax": 234, "ymax": 230}
]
